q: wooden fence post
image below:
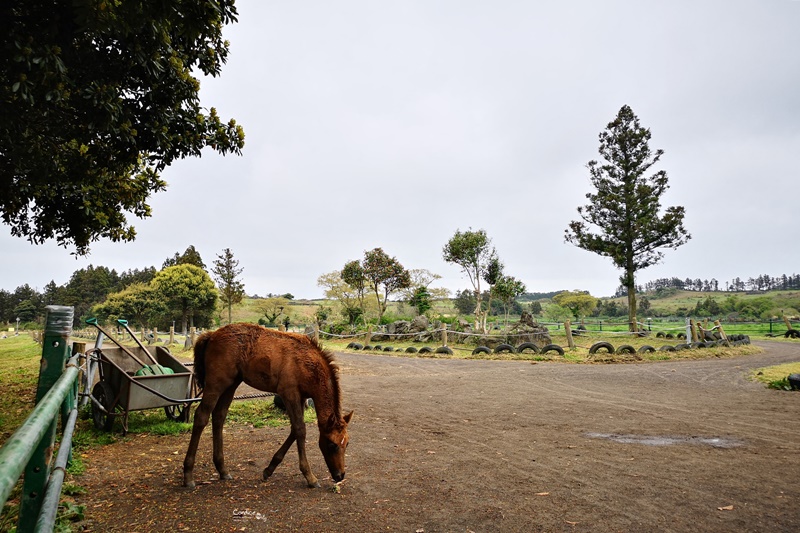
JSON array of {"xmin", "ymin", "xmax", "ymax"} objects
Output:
[
  {"xmin": 714, "ymin": 320, "xmax": 728, "ymax": 341},
  {"xmin": 564, "ymin": 319, "xmax": 575, "ymax": 349},
  {"xmin": 442, "ymin": 326, "xmax": 448, "ymax": 347},
  {"xmin": 783, "ymin": 315, "xmax": 793, "ymax": 330},
  {"xmin": 169, "ymin": 326, "xmax": 175, "ymax": 346},
  {"xmin": 690, "ymin": 319, "xmax": 698, "ymax": 343}
]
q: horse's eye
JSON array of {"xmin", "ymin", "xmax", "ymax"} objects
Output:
[{"xmin": 328, "ymin": 441, "xmax": 339, "ymax": 452}]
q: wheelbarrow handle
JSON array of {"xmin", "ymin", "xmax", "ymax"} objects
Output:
[
  {"xmin": 116, "ymin": 319, "xmax": 159, "ymax": 365},
  {"xmin": 85, "ymin": 318, "xmax": 149, "ymax": 368}
]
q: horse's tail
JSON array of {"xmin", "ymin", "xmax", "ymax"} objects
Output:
[{"xmin": 193, "ymin": 332, "xmax": 212, "ymax": 391}]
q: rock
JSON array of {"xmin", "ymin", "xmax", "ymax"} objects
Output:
[
  {"xmin": 410, "ymin": 315, "xmax": 429, "ymax": 333},
  {"xmin": 388, "ymin": 321, "xmax": 410, "ymax": 335}
]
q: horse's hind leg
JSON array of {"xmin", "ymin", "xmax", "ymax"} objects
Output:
[
  {"xmin": 183, "ymin": 394, "xmax": 217, "ymax": 488},
  {"xmin": 211, "ymin": 384, "xmax": 238, "ymax": 481}
]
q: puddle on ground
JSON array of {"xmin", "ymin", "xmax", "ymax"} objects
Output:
[{"xmin": 585, "ymin": 433, "xmax": 743, "ymax": 448}]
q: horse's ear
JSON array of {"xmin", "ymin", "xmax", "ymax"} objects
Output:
[{"xmin": 343, "ymin": 410, "xmax": 354, "ymax": 424}]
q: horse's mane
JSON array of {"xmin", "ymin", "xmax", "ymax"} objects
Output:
[{"xmin": 309, "ymin": 336, "xmax": 343, "ymax": 417}]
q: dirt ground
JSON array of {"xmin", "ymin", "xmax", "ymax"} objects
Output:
[{"xmin": 74, "ymin": 341, "xmax": 800, "ymax": 532}]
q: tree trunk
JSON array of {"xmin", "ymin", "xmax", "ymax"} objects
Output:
[
  {"xmin": 473, "ymin": 291, "xmax": 482, "ymax": 331},
  {"xmin": 227, "ymin": 303, "xmax": 232, "ymax": 325},
  {"xmin": 627, "ymin": 283, "xmax": 638, "ymax": 332}
]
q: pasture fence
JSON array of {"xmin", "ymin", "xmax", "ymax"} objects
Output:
[{"xmin": 0, "ymin": 305, "xmax": 81, "ymax": 532}]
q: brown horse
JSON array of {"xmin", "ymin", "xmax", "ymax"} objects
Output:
[{"xmin": 182, "ymin": 323, "xmax": 353, "ymax": 488}]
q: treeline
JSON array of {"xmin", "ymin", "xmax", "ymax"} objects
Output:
[
  {"xmin": 0, "ymin": 245, "xmax": 234, "ymax": 330},
  {"xmin": 614, "ymin": 273, "xmax": 800, "ymax": 297},
  {"xmin": 0, "ymin": 265, "xmax": 157, "ymax": 327}
]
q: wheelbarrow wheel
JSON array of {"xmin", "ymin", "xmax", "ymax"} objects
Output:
[
  {"xmin": 92, "ymin": 381, "xmax": 116, "ymax": 431},
  {"xmin": 164, "ymin": 403, "xmax": 191, "ymax": 422}
]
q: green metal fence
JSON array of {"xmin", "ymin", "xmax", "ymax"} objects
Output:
[{"xmin": 0, "ymin": 306, "xmax": 80, "ymax": 532}]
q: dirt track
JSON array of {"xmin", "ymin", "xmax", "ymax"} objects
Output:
[{"xmin": 76, "ymin": 341, "xmax": 800, "ymax": 532}]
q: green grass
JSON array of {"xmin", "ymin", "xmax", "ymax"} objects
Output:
[
  {"xmin": 750, "ymin": 362, "xmax": 800, "ymax": 390},
  {"xmin": 0, "ymin": 335, "xmax": 43, "ymax": 446}
]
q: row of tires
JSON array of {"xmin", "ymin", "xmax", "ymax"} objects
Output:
[
  {"xmin": 346, "ymin": 342, "xmax": 456, "ymax": 355},
  {"xmin": 346, "ymin": 335, "xmax": 751, "ymax": 357},
  {"xmin": 655, "ymin": 331, "xmax": 686, "ymax": 339},
  {"xmin": 588, "ymin": 335, "xmax": 751, "ymax": 355}
]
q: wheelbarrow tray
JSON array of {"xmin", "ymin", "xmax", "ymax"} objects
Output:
[{"xmin": 97, "ymin": 346, "xmax": 192, "ymax": 411}]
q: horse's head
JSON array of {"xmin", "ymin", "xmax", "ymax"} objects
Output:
[{"xmin": 319, "ymin": 410, "xmax": 353, "ymax": 482}]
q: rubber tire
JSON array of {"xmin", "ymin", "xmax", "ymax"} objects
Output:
[
  {"xmin": 637, "ymin": 345, "xmax": 656, "ymax": 354},
  {"xmin": 656, "ymin": 332, "xmax": 665, "ymax": 338},
  {"xmin": 540, "ymin": 344, "xmax": 565, "ymax": 356},
  {"xmin": 383, "ymin": 346, "xmax": 394, "ymax": 351},
  {"xmin": 471, "ymin": 346, "xmax": 491, "ymax": 355},
  {"xmin": 347, "ymin": 342, "xmax": 363, "ymax": 350},
  {"xmin": 589, "ymin": 342, "xmax": 615, "ymax": 355},
  {"xmin": 494, "ymin": 343, "xmax": 516, "ymax": 354},
  {"xmin": 164, "ymin": 401, "xmax": 190, "ymax": 422},
  {"xmin": 363, "ymin": 345, "xmax": 373, "ymax": 351},
  {"xmin": 405, "ymin": 346, "xmax": 418, "ymax": 353},
  {"xmin": 692, "ymin": 342, "xmax": 708, "ymax": 349},
  {"xmin": 788, "ymin": 374, "xmax": 800, "ymax": 390},
  {"xmin": 677, "ymin": 333, "xmax": 686, "ymax": 339},
  {"xmin": 435, "ymin": 346, "xmax": 453, "ymax": 355},
  {"xmin": 658, "ymin": 345, "xmax": 676, "ymax": 352},
  {"xmin": 616, "ymin": 344, "xmax": 636, "ymax": 354},
  {"xmin": 373, "ymin": 345, "xmax": 382, "ymax": 351},
  {"xmin": 418, "ymin": 347, "xmax": 433, "ymax": 354},
  {"xmin": 516, "ymin": 342, "xmax": 540, "ymax": 354},
  {"xmin": 674, "ymin": 343, "xmax": 692, "ymax": 351},
  {"xmin": 92, "ymin": 381, "xmax": 116, "ymax": 431},
  {"xmin": 665, "ymin": 333, "xmax": 675, "ymax": 339}
]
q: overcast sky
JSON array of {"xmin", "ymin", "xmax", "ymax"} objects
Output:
[{"xmin": 3, "ymin": 0, "xmax": 799, "ymax": 300}]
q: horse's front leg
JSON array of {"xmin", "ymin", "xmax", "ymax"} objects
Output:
[
  {"xmin": 263, "ymin": 399, "xmax": 319, "ymax": 488},
  {"xmin": 292, "ymin": 418, "xmax": 320, "ymax": 488},
  {"xmin": 211, "ymin": 385, "xmax": 238, "ymax": 481},
  {"xmin": 263, "ymin": 431, "xmax": 295, "ymax": 480}
]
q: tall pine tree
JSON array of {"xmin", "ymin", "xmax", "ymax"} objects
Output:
[
  {"xmin": 565, "ymin": 105, "xmax": 690, "ymax": 331},
  {"xmin": 211, "ymin": 248, "xmax": 245, "ymax": 325}
]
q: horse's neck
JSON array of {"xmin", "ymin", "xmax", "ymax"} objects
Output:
[{"xmin": 309, "ymin": 374, "xmax": 339, "ymax": 425}]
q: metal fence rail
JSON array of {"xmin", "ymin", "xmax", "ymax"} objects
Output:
[{"xmin": 0, "ymin": 305, "xmax": 79, "ymax": 532}]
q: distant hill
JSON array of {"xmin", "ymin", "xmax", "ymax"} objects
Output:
[
  {"xmin": 519, "ymin": 291, "xmax": 563, "ymax": 301},
  {"xmin": 605, "ymin": 289, "xmax": 800, "ymax": 319}
]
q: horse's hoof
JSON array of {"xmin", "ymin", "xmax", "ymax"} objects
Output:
[
  {"xmin": 263, "ymin": 468, "xmax": 273, "ymax": 480},
  {"xmin": 308, "ymin": 481, "xmax": 321, "ymax": 489},
  {"xmin": 220, "ymin": 473, "xmax": 232, "ymax": 481},
  {"xmin": 182, "ymin": 481, "xmax": 196, "ymax": 490}
]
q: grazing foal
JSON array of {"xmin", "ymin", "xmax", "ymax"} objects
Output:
[{"xmin": 182, "ymin": 323, "xmax": 353, "ymax": 488}]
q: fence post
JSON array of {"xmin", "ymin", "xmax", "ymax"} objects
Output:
[
  {"xmin": 442, "ymin": 326, "xmax": 448, "ymax": 347},
  {"xmin": 564, "ymin": 319, "xmax": 575, "ymax": 349},
  {"xmin": 783, "ymin": 315, "xmax": 793, "ymax": 330},
  {"xmin": 169, "ymin": 325, "xmax": 175, "ymax": 346},
  {"xmin": 714, "ymin": 320, "xmax": 728, "ymax": 342},
  {"xmin": 18, "ymin": 306, "xmax": 73, "ymax": 532},
  {"xmin": 689, "ymin": 319, "xmax": 698, "ymax": 343}
]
